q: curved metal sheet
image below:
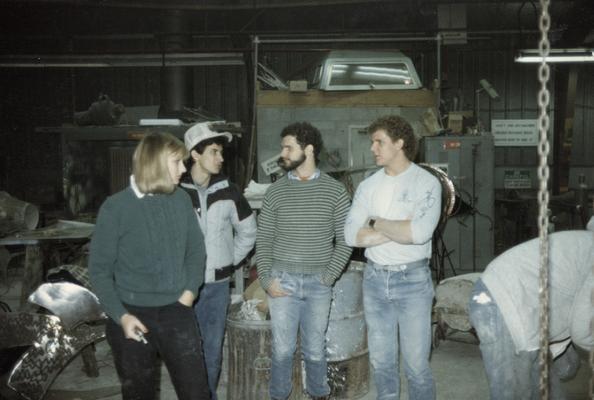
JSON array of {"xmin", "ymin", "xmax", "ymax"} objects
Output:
[
  {"xmin": 0, "ymin": 281, "xmax": 107, "ymax": 400},
  {"xmin": 28, "ymin": 282, "xmax": 105, "ymax": 330},
  {"xmin": 5, "ymin": 313, "xmax": 106, "ymax": 400}
]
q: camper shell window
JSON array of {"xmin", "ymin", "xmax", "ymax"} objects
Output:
[{"xmin": 317, "ymin": 50, "xmax": 422, "ymax": 91}]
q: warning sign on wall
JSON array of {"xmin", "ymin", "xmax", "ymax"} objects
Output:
[
  {"xmin": 492, "ymin": 119, "xmax": 538, "ymax": 147},
  {"xmin": 503, "ymin": 169, "xmax": 532, "ymax": 189}
]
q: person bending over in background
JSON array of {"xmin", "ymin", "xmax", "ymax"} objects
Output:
[{"xmin": 469, "ymin": 224, "xmax": 594, "ymax": 400}]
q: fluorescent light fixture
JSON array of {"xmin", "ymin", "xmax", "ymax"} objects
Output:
[
  {"xmin": 139, "ymin": 119, "xmax": 183, "ymax": 126},
  {"xmin": 515, "ymin": 48, "xmax": 594, "ymax": 63}
]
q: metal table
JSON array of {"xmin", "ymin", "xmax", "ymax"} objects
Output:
[{"xmin": 0, "ymin": 220, "xmax": 94, "ymax": 310}]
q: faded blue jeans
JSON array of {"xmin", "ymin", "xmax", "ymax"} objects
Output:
[
  {"xmin": 469, "ymin": 278, "xmax": 575, "ymax": 400},
  {"xmin": 268, "ymin": 271, "xmax": 332, "ymax": 400},
  {"xmin": 195, "ymin": 279, "xmax": 231, "ymax": 400},
  {"xmin": 363, "ymin": 261, "xmax": 435, "ymax": 400}
]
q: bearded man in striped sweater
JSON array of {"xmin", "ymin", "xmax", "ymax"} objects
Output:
[{"xmin": 256, "ymin": 121, "xmax": 352, "ymax": 400}]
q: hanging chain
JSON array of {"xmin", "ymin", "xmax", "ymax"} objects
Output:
[
  {"xmin": 590, "ymin": 206, "xmax": 594, "ymax": 398},
  {"xmin": 536, "ymin": 0, "xmax": 551, "ymax": 398},
  {"xmin": 591, "ymin": 235, "xmax": 594, "ymax": 399}
]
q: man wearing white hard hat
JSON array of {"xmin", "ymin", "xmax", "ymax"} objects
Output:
[{"xmin": 180, "ymin": 121, "xmax": 257, "ymax": 400}]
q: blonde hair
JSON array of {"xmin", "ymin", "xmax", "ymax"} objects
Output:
[{"xmin": 132, "ymin": 132, "xmax": 188, "ymax": 194}]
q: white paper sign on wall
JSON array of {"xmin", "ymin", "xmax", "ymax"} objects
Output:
[
  {"xmin": 492, "ymin": 119, "xmax": 538, "ymax": 147},
  {"xmin": 261, "ymin": 152, "xmax": 282, "ymax": 176}
]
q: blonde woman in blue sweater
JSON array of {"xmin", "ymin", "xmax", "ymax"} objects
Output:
[{"xmin": 90, "ymin": 132, "xmax": 210, "ymax": 400}]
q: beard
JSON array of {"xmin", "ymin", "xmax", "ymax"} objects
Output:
[{"xmin": 278, "ymin": 153, "xmax": 306, "ymax": 172}]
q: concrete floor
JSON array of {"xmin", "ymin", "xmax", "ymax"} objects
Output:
[
  {"xmin": 1, "ymin": 272, "xmax": 592, "ymax": 400},
  {"xmin": 1, "ymin": 330, "xmax": 589, "ymax": 400},
  {"xmin": 47, "ymin": 337, "xmax": 489, "ymax": 400}
]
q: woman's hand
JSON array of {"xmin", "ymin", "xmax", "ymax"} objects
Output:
[
  {"xmin": 120, "ymin": 313, "xmax": 148, "ymax": 342},
  {"xmin": 177, "ymin": 290, "xmax": 195, "ymax": 307}
]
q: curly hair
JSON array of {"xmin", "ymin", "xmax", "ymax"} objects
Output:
[
  {"xmin": 367, "ymin": 115, "xmax": 418, "ymax": 161},
  {"xmin": 280, "ymin": 122, "xmax": 324, "ymax": 163}
]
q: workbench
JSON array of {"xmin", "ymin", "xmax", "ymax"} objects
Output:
[{"xmin": 0, "ymin": 220, "xmax": 94, "ymax": 310}]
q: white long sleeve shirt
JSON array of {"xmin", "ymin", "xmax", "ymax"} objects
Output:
[
  {"xmin": 481, "ymin": 229, "xmax": 594, "ymax": 353},
  {"xmin": 344, "ymin": 163, "xmax": 442, "ymax": 265}
]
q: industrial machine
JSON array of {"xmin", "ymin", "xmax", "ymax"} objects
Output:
[
  {"xmin": 420, "ymin": 134, "xmax": 495, "ymax": 275},
  {"xmin": 256, "ymin": 49, "xmax": 439, "ymax": 190}
]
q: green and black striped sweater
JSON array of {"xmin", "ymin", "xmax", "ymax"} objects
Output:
[{"xmin": 255, "ymin": 173, "xmax": 353, "ymax": 290}]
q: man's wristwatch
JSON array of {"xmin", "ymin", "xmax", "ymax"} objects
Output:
[{"xmin": 369, "ymin": 218, "xmax": 377, "ymax": 229}]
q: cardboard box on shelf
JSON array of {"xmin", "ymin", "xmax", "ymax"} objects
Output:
[{"xmin": 448, "ymin": 111, "xmax": 473, "ymax": 134}]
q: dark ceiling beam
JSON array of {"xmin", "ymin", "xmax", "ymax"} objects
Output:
[
  {"xmin": 0, "ymin": 28, "xmax": 547, "ymax": 42},
  {"xmin": 0, "ymin": 52, "xmax": 245, "ymax": 68},
  {"xmin": 0, "ymin": 0, "xmax": 393, "ymax": 11},
  {"xmin": 420, "ymin": 0, "xmax": 574, "ymax": 3},
  {"xmin": 0, "ymin": 0, "xmax": 577, "ymax": 10},
  {"xmin": 0, "ymin": 1, "xmax": 577, "ymax": 51}
]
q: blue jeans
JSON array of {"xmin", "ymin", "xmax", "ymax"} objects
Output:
[
  {"xmin": 363, "ymin": 262, "xmax": 435, "ymax": 400},
  {"xmin": 195, "ymin": 279, "xmax": 231, "ymax": 400},
  {"xmin": 469, "ymin": 279, "xmax": 573, "ymax": 400},
  {"xmin": 268, "ymin": 271, "xmax": 332, "ymax": 400}
]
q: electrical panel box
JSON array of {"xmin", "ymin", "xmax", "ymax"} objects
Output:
[{"xmin": 420, "ymin": 134, "xmax": 495, "ymax": 275}]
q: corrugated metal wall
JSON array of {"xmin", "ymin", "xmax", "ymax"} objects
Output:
[
  {"xmin": 1, "ymin": 69, "xmax": 69, "ymax": 206},
  {"xmin": 0, "ymin": 61, "xmax": 250, "ymax": 205},
  {"xmin": 1, "ymin": 43, "xmax": 593, "ymax": 207},
  {"xmin": 192, "ymin": 65, "xmax": 250, "ymax": 124},
  {"xmin": 258, "ymin": 44, "xmax": 560, "ymax": 186},
  {"xmin": 442, "ymin": 47, "xmax": 551, "ymax": 190},
  {"xmin": 570, "ymin": 64, "xmax": 594, "ymax": 188}
]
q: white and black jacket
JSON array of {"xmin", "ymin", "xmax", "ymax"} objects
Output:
[{"xmin": 180, "ymin": 174, "xmax": 257, "ymax": 283}]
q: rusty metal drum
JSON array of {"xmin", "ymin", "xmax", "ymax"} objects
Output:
[
  {"xmin": 226, "ymin": 304, "xmax": 303, "ymax": 400},
  {"xmin": 325, "ymin": 260, "xmax": 369, "ymax": 399},
  {"xmin": 226, "ymin": 260, "xmax": 369, "ymax": 400}
]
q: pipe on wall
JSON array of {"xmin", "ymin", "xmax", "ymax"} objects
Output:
[{"xmin": 159, "ymin": 9, "xmax": 193, "ymax": 117}]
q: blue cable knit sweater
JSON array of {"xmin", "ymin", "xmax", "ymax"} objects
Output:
[{"xmin": 89, "ymin": 186, "xmax": 205, "ymax": 323}]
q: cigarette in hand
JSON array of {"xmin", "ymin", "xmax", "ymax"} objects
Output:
[{"xmin": 135, "ymin": 329, "xmax": 148, "ymax": 344}]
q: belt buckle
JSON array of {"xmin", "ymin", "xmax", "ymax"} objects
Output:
[{"xmin": 215, "ymin": 265, "xmax": 233, "ymax": 281}]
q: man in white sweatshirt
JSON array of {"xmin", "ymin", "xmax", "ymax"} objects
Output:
[{"xmin": 344, "ymin": 115, "xmax": 442, "ymax": 400}]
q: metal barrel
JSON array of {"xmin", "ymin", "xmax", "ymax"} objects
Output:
[
  {"xmin": 0, "ymin": 191, "xmax": 39, "ymax": 236},
  {"xmin": 226, "ymin": 261, "xmax": 369, "ymax": 400},
  {"xmin": 226, "ymin": 304, "xmax": 303, "ymax": 400},
  {"xmin": 326, "ymin": 260, "xmax": 370, "ymax": 399}
]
